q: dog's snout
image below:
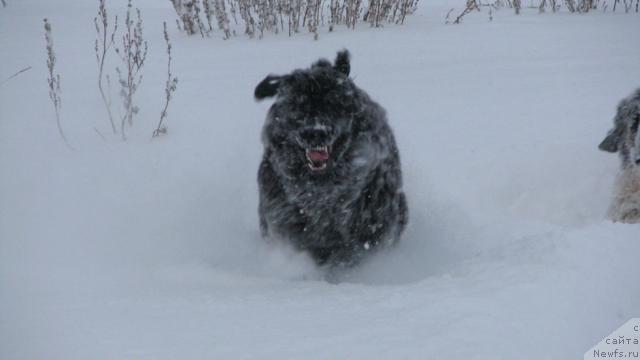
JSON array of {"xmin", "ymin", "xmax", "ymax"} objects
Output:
[{"xmin": 299, "ymin": 127, "xmax": 331, "ymax": 146}]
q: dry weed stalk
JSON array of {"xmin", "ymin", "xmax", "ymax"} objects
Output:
[
  {"xmin": 0, "ymin": 66, "xmax": 31, "ymax": 87},
  {"xmin": 153, "ymin": 22, "xmax": 178, "ymax": 138},
  {"xmin": 211, "ymin": 0, "xmax": 232, "ymax": 39},
  {"xmin": 448, "ymin": 0, "xmax": 634, "ymax": 22},
  {"xmin": 115, "ymin": 0, "xmax": 147, "ymax": 140},
  {"xmin": 171, "ymin": 0, "xmax": 209, "ymax": 36},
  {"xmin": 44, "ymin": 19, "xmax": 73, "ymax": 150},
  {"xmin": 453, "ymin": 0, "xmax": 479, "ymax": 23},
  {"xmin": 94, "ymin": 0, "xmax": 119, "ymax": 134}
]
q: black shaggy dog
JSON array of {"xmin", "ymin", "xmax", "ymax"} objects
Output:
[
  {"xmin": 599, "ymin": 88, "xmax": 640, "ymax": 223},
  {"xmin": 254, "ymin": 50, "xmax": 408, "ymax": 267}
]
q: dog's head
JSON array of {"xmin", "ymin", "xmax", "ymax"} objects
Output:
[
  {"xmin": 255, "ymin": 50, "xmax": 363, "ymax": 178},
  {"xmin": 599, "ymin": 89, "xmax": 640, "ymax": 167}
]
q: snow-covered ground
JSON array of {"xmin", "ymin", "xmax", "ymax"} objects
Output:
[{"xmin": 1, "ymin": 1, "xmax": 639, "ymax": 359}]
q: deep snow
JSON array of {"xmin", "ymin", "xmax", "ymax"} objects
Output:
[{"xmin": 1, "ymin": 1, "xmax": 639, "ymax": 359}]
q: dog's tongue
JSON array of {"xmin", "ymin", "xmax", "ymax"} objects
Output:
[{"xmin": 307, "ymin": 149, "xmax": 329, "ymax": 162}]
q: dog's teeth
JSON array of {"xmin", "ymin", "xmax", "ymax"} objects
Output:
[{"xmin": 307, "ymin": 162, "xmax": 327, "ymax": 171}]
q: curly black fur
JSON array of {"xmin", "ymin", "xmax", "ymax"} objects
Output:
[{"xmin": 255, "ymin": 50, "xmax": 408, "ymax": 267}]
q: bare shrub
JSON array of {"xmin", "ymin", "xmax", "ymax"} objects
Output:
[
  {"xmin": 364, "ymin": 0, "xmax": 415, "ymax": 26},
  {"xmin": 95, "ymin": 0, "xmax": 119, "ymax": 134},
  {"xmin": 622, "ymin": 0, "xmax": 633, "ymax": 11},
  {"xmin": 513, "ymin": 0, "xmax": 521, "ymax": 13},
  {"xmin": 203, "ymin": 0, "xmax": 215, "ymax": 32},
  {"xmin": 449, "ymin": 0, "xmax": 640, "ymax": 21},
  {"xmin": 579, "ymin": 0, "xmax": 593, "ymax": 11},
  {"xmin": 565, "ymin": 0, "xmax": 577, "ymax": 11},
  {"xmin": 238, "ymin": 0, "xmax": 256, "ymax": 36},
  {"xmin": 255, "ymin": 0, "xmax": 277, "ymax": 37},
  {"xmin": 171, "ymin": 0, "xmax": 197, "ymax": 34},
  {"xmin": 44, "ymin": 19, "xmax": 74, "ymax": 150},
  {"xmin": 210, "ymin": 0, "xmax": 232, "ymax": 39},
  {"xmin": 453, "ymin": 0, "xmax": 479, "ymax": 23},
  {"xmin": 304, "ymin": 0, "xmax": 321, "ymax": 35},
  {"xmin": 345, "ymin": 0, "xmax": 364, "ymax": 28},
  {"xmin": 538, "ymin": 0, "xmax": 547, "ymax": 12},
  {"xmin": 115, "ymin": 0, "xmax": 148, "ymax": 140},
  {"xmin": 153, "ymin": 22, "xmax": 178, "ymax": 138},
  {"xmin": 171, "ymin": 0, "xmax": 209, "ymax": 36},
  {"xmin": 170, "ymin": 0, "xmax": 418, "ymax": 37}
]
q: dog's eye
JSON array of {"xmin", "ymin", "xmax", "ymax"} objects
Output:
[{"xmin": 632, "ymin": 115, "xmax": 640, "ymax": 133}]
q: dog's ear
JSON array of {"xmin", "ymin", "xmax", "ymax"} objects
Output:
[
  {"xmin": 334, "ymin": 50, "xmax": 350, "ymax": 76},
  {"xmin": 255, "ymin": 75, "xmax": 283, "ymax": 100},
  {"xmin": 599, "ymin": 126, "xmax": 624, "ymax": 153}
]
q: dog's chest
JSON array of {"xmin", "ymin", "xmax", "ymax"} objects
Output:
[{"xmin": 287, "ymin": 182, "xmax": 358, "ymax": 225}]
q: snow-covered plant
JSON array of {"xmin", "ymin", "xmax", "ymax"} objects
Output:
[
  {"xmin": 579, "ymin": 0, "xmax": 594, "ymax": 12},
  {"xmin": 364, "ymin": 0, "xmax": 385, "ymax": 27},
  {"xmin": 210, "ymin": 0, "xmax": 232, "ymax": 39},
  {"xmin": 304, "ymin": 0, "xmax": 321, "ymax": 36},
  {"xmin": 345, "ymin": 0, "xmax": 364, "ymax": 28},
  {"xmin": 328, "ymin": 0, "xmax": 343, "ymax": 29},
  {"xmin": 153, "ymin": 22, "xmax": 178, "ymax": 138},
  {"xmin": 171, "ymin": 0, "xmax": 196, "ymax": 34},
  {"xmin": 620, "ymin": 0, "xmax": 635, "ymax": 11},
  {"xmin": 44, "ymin": 19, "xmax": 73, "ymax": 150},
  {"xmin": 192, "ymin": 0, "xmax": 209, "ymax": 35},
  {"xmin": 115, "ymin": 0, "xmax": 147, "ymax": 140},
  {"xmin": 202, "ymin": 0, "xmax": 215, "ymax": 32},
  {"xmin": 94, "ymin": 0, "xmax": 119, "ymax": 135},
  {"xmin": 237, "ymin": 0, "xmax": 256, "ymax": 36},
  {"xmin": 538, "ymin": 0, "xmax": 546, "ymax": 12},
  {"xmin": 513, "ymin": 0, "xmax": 520, "ymax": 13},
  {"xmin": 363, "ymin": 0, "xmax": 416, "ymax": 26},
  {"xmin": 565, "ymin": 0, "xmax": 576, "ymax": 11},
  {"xmin": 171, "ymin": 0, "xmax": 209, "ymax": 37},
  {"xmin": 448, "ymin": 0, "xmax": 638, "ymax": 22},
  {"xmin": 169, "ymin": 0, "xmax": 418, "ymax": 38}
]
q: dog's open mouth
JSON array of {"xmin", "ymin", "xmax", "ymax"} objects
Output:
[{"xmin": 305, "ymin": 146, "xmax": 331, "ymax": 171}]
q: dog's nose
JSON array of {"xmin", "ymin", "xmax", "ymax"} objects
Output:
[
  {"xmin": 299, "ymin": 128, "xmax": 330, "ymax": 146},
  {"xmin": 635, "ymin": 158, "xmax": 640, "ymax": 165}
]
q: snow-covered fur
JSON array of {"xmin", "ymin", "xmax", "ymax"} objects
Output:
[
  {"xmin": 599, "ymin": 88, "xmax": 640, "ymax": 223},
  {"xmin": 254, "ymin": 50, "xmax": 408, "ymax": 266}
]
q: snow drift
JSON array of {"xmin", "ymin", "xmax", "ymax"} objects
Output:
[{"xmin": 0, "ymin": 1, "xmax": 639, "ymax": 359}]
